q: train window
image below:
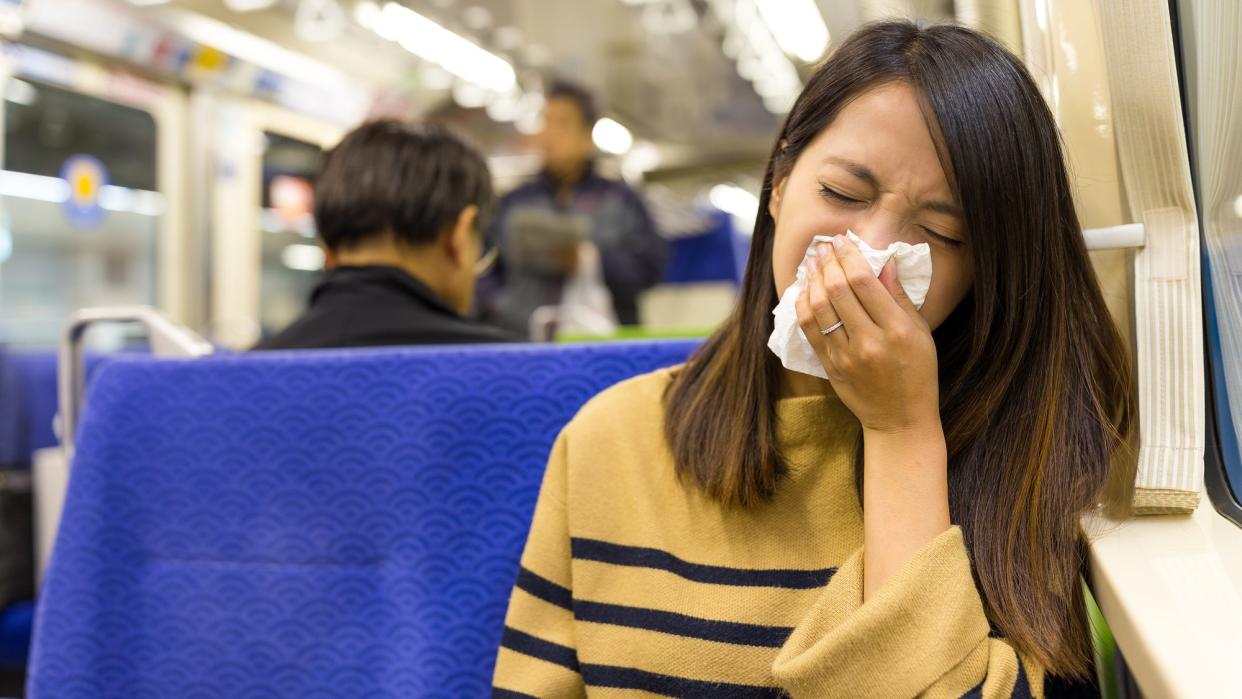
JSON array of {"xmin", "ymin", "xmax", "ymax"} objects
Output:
[
  {"xmin": 257, "ymin": 132, "xmax": 322, "ymax": 337},
  {"xmin": 1172, "ymin": 0, "xmax": 1242, "ymax": 523},
  {"xmin": 0, "ymin": 78, "xmax": 160, "ymax": 347}
]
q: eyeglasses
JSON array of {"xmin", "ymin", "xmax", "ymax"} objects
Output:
[{"xmin": 474, "ymin": 245, "xmax": 499, "ymax": 276}]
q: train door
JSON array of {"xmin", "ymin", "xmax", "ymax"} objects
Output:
[
  {"xmin": 208, "ymin": 97, "xmax": 341, "ymax": 349},
  {"xmin": 0, "ymin": 45, "xmax": 188, "ymax": 348}
]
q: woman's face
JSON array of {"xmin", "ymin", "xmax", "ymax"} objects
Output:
[{"xmin": 769, "ymin": 82, "xmax": 973, "ymax": 329}]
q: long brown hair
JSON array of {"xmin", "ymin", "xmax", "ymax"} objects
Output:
[{"xmin": 664, "ymin": 20, "xmax": 1136, "ymax": 679}]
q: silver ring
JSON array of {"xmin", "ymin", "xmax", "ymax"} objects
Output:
[{"xmin": 819, "ymin": 320, "xmax": 845, "ymax": 336}]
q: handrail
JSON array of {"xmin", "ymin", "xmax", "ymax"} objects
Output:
[
  {"xmin": 58, "ymin": 306, "xmax": 213, "ymax": 461},
  {"xmin": 1084, "ymin": 223, "xmax": 1146, "ymax": 250}
]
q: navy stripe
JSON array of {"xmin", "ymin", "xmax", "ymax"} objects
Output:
[
  {"xmin": 492, "ymin": 690, "xmax": 539, "ymax": 699},
  {"xmin": 515, "ymin": 566, "xmax": 573, "ymax": 611},
  {"xmin": 571, "ymin": 537, "xmax": 835, "ymax": 589},
  {"xmin": 575, "ymin": 599, "xmax": 792, "ymax": 648},
  {"xmin": 582, "ymin": 663, "xmax": 787, "ymax": 698},
  {"xmin": 958, "ymin": 656, "xmax": 1035, "ymax": 698},
  {"xmin": 1013, "ymin": 658, "xmax": 1034, "ymax": 699},
  {"xmin": 499, "ymin": 626, "xmax": 580, "ymax": 673}
]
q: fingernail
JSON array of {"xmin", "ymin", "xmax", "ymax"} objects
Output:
[
  {"xmin": 807, "ymin": 257, "xmax": 819, "ymax": 274},
  {"xmin": 831, "ymin": 235, "xmax": 845, "ymax": 250},
  {"xmin": 816, "ymin": 243, "xmax": 831, "ymax": 258}
]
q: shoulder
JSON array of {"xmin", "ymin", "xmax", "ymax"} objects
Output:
[
  {"xmin": 564, "ymin": 366, "xmax": 676, "ymax": 441},
  {"xmin": 498, "ymin": 180, "xmax": 547, "ymax": 205},
  {"xmin": 589, "ymin": 173, "xmax": 644, "ymax": 201}
]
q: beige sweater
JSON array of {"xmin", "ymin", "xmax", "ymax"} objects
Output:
[{"xmin": 493, "ymin": 368, "xmax": 1044, "ymax": 698}]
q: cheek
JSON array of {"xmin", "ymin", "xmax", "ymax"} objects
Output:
[
  {"xmin": 919, "ymin": 253, "xmax": 973, "ymax": 328},
  {"xmin": 769, "ymin": 195, "xmax": 851, "ymax": 295},
  {"xmin": 770, "ymin": 220, "xmax": 805, "ymax": 296}
]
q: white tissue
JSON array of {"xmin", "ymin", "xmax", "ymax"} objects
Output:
[{"xmin": 767, "ymin": 231, "xmax": 933, "ymax": 379}]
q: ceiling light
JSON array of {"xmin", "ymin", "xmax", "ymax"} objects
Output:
[
  {"xmin": 281, "ymin": 244, "xmax": 325, "ymax": 272},
  {"xmin": 592, "ymin": 118, "xmax": 633, "ymax": 155},
  {"xmin": 754, "ymin": 0, "xmax": 829, "ymax": 62},
  {"xmin": 452, "ymin": 81, "xmax": 488, "ymax": 108},
  {"xmin": 224, "ymin": 0, "xmax": 278, "ymax": 11},
  {"xmin": 378, "ymin": 2, "xmax": 516, "ymax": 92}
]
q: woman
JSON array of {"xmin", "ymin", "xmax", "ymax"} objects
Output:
[{"xmin": 493, "ymin": 20, "xmax": 1134, "ymax": 699}]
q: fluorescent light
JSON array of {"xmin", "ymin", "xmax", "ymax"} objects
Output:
[
  {"xmin": 485, "ymin": 90, "xmax": 521, "ymax": 122},
  {"xmin": 592, "ymin": 118, "xmax": 633, "ymax": 155},
  {"xmin": 1234, "ymin": 195, "xmax": 1242, "ymax": 219},
  {"xmin": 514, "ymin": 91, "xmax": 545, "ymax": 134},
  {"xmin": 621, "ymin": 142, "xmax": 661, "ymax": 183},
  {"xmin": 353, "ymin": 0, "xmax": 380, "ymax": 28},
  {"xmin": 163, "ymin": 9, "xmax": 347, "ymax": 86},
  {"xmin": 712, "ymin": 1, "xmax": 805, "ymax": 114},
  {"xmin": 378, "ymin": 2, "xmax": 515, "ymax": 92},
  {"xmin": 4, "ymin": 79, "xmax": 36, "ymax": 106},
  {"xmin": 100, "ymin": 186, "xmax": 167, "ymax": 217},
  {"xmin": 224, "ymin": 0, "xmax": 277, "ymax": 11},
  {"xmin": 0, "ymin": 171, "xmax": 69, "ymax": 203},
  {"xmin": 0, "ymin": 170, "xmax": 165, "ymax": 216},
  {"xmin": 452, "ymin": 81, "xmax": 488, "ymax": 108},
  {"xmin": 710, "ymin": 183, "xmax": 759, "ymax": 219},
  {"xmin": 281, "ymin": 243, "xmax": 325, "ymax": 271},
  {"xmin": 754, "ymin": 0, "xmax": 829, "ymax": 62}
]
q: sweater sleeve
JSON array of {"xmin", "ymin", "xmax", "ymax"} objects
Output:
[
  {"xmin": 771, "ymin": 526, "xmax": 1044, "ymax": 699},
  {"xmin": 492, "ymin": 431, "xmax": 587, "ymax": 698}
]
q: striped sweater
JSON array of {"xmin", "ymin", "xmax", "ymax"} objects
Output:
[{"xmin": 493, "ymin": 368, "xmax": 1047, "ymax": 698}]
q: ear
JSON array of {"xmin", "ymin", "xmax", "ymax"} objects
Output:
[
  {"xmin": 319, "ymin": 241, "xmax": 339, "ymax": 270},
  {"xmin": 768, "ymin": 139, "xmax": 790, "ymax": 224},
  {"xmin": 768, "ymin": 175, "xmax": 787, "ymax": 224},
  {"xmin": 444, "ymin": 204, "xmax": 479, "ymax": 267}
]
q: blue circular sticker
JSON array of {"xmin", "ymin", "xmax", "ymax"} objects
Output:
[{"xmin": 60, "ymin": 154, "xmax": 109, "ymax": 229}]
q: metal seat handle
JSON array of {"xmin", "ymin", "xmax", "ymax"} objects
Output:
[{"xmin": 58, "ymin": 306, "xmax": 214, "ymax": 460}]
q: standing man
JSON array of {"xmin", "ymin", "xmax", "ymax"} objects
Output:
[{"xmin": 477, "ymin": 81, "xmax": 667, "ymax": 337}]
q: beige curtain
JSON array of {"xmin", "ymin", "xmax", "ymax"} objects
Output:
[{"xmin": 1095, "ymin": 0, "xmax": 1204, "ymax": 513}]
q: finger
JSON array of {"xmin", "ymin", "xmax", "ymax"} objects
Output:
[
  {"xmin": 796, "ymin": 290, "xmax": 843, "ymax": 380},
  {"xmin": 816, "ymin": 239, "xmax": 875, "ymax": 336},
  {"xmin": 877, "ymin": 258, "xmax": 919, "ymax": 315},
  {"xmin": 830, "ymin": 235, "xmax": 908, "ymax": 327},
  {"xmin": 806, "ymin": 245, "xmax": 849, "ymax": 346}
]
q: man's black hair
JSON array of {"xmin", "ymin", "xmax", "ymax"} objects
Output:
[
  {"xmin": 546, "ymin": 80, "xmax": 598, "ymax": 129},
  {"xmin": 315, "ymin": 119, "xmax": 493, "ymax": 251}
]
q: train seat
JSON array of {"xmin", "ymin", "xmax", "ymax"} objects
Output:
[{"xmin": 26, "ymin": 340, "xmax": 697, "ymax": 698}]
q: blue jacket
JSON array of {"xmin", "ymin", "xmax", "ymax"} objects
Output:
[{"xmin": 476, "ymin": 165, "xmax": 667, "ymax": 335}]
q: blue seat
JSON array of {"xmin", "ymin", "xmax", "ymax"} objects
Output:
[
  {"xmin": 663, "ymin": 209, "xmax": 745, "ymax": 285},
  {"xmin": 0, "ymin": 352, "xmax": 113, "ymax": 469},
  {"xmin": 0, "ymin": 352, "xmax": 59, "ymax": 469},
  {"xmin": 27, "ymin": 340, "xmax": 698, "ymax": 698}
]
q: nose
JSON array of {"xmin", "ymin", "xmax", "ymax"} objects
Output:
[{"xmin": 848, "ymin": 210, "xmax": 905, "ymax": 249}]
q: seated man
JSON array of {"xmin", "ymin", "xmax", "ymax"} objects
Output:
[{"xmin": 255, "ymin": 120, "xmax": 519, "ymax": 350}]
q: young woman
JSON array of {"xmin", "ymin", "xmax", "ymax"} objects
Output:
[{"xmin": 493, "ymin": 20, "xmax": 1134, "ymax": 698}]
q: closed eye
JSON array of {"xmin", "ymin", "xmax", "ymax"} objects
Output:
[
  {"xmin": 818, "ymin": 184, "xmax": 865, "ymax": 205},
  {"xmin": 920, "ymin": 225, "xmax": 965, "ymax": 250}
]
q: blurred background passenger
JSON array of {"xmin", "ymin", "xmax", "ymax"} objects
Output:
[
  {"xmin": 476, "ymin": 81, "xmax": 668, "ymax": 338},
  {"xmin": 255, "ymin": 120, "xmax": 518, "ymax": 350}
]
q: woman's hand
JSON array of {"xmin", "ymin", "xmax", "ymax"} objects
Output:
[
  {"xmin": 794, "ymin": 235, "xmax": 941, "ymax": 435},
  {"xmin": 797, "ymin": 235, "xmax": 952, "ymax": 598}
]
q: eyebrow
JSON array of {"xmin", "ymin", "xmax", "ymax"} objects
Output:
[{"xmin": 824, "ymin": 156, "xmax": 963, "ymax": 218}]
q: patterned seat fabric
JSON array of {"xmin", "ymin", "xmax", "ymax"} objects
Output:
[{"xmin": 26, "ymin": 341, "xmax": 697, "ymax": 699}]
